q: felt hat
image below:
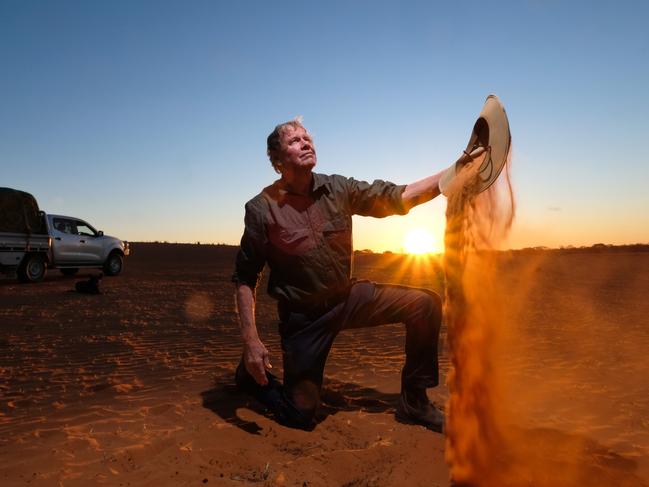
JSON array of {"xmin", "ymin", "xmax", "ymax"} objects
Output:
[
  {"xmin": 439, "ymin": 94, "xmax": 511, "ymax": 195},
  {"xmin": 468, "ymin": 94, "xmax": 511, "ymax": 192}
]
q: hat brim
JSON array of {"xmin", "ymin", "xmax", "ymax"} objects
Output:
[{"xmin": 463, "ymin": 94, "xmax": 511, "ymax": 194}]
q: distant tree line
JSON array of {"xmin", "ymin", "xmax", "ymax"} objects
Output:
[{"xmin": 351, "ymin": 243, "xmax": 649, "ymax": 256}]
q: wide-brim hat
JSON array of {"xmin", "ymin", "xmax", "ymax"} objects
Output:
[{"xmin": 463, "ymin": 94, "xmax": 511, "ymax": 193}]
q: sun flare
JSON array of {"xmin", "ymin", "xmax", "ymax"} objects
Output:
[{"xmin": 403, "ymin": 227, "xmax": 437, "ymax": 255}]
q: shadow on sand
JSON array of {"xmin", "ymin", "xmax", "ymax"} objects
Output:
[
  {"xmin": 200, "ymin": 367, "xmax": 399, "ymax": 435},
  {"xmin": 201, "ymin": 369, "xmax": 648, "ymax": 486}
]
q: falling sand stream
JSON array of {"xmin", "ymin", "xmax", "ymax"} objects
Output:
[
  {"xmin": 442, "ymin": 155, "xmax": 648, "ymax": 486},
  {"xmin": 443, "ymin": 154, "xmax": 515, "ymax": 486}
]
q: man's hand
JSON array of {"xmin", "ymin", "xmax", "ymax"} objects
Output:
[
  {"xmin": 438, "ymin": 147, "xmax": 488, "ymax": 196},
  {"xmin": 243, "ymin": 337, "xmax": 272, "ymax": 386},
  {"xmin": 402, "ymin": 147, "xmax": 489, "ymax": 210}
]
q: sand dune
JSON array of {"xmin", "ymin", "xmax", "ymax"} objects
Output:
[{"xmin": 1, "ymin": 244, "xmax": 648, "ymax": 485}]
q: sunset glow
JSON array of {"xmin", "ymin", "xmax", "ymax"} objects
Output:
[{"xmin": 403, "ymin": 227, "xmax": 438, "ymax": 255}]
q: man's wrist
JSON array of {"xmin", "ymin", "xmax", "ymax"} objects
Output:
[{"xmin": 241, "ymin": 332, "xmax": 260, "ymax": 345}]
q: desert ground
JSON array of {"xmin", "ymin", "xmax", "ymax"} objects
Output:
[{"xmin": 1, "ymin": 243, "xmax": 648, "ymax": 486}]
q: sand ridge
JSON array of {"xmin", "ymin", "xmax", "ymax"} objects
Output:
[{"xmin": 0, "ymin": 244, "xmax": 449, "ymax": 486}]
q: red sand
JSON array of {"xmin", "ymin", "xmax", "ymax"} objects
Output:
[{"xmin": 1, "ymin": 244, "xmax": 648, "ymax": 486}]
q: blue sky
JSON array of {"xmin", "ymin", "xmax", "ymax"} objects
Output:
[{"xmin": 2, "ymin": 0, "xmax": 648, "ymax": 251}]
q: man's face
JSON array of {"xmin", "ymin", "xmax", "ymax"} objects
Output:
[{"xmin": 278, "ymin": 125, "xmax": 317, "ymax": 172}]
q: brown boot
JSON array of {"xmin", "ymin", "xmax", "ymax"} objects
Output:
[{"xmin": 395, "ymin": 387, "xmax": 445, "ymax": 433}]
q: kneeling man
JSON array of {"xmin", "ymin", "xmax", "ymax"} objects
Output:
[{"xmin": 232, "ymin": 118, "xmax": 480, "ymax": 432}]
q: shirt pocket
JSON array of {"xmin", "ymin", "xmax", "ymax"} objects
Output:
[
  {"xmin": 322, "ymin": 216, "xmax": 349, "ymax": 234},
  {"xmin": 270, "ymin": 226, "xmax": 312, "ymax": 255},
  {"xmin": 322, "ymin": 217, "xmax": 351, "ymax": 250}
]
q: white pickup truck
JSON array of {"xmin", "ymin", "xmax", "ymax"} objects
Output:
[{"xmin": 0, "ymin": 188, "xmax": 129, "ymax": 282}]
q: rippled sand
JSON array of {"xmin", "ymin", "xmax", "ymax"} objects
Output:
[{"xmin": 0, "ymin": 244, "xmax": 648, "ymax": 486}]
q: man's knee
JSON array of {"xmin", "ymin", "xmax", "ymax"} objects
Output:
[
  {"xmin": 281, "ymin": 378, "xmax": 321, "ymax": 431},
  {"xmin": 278, "ymin": 404, "xmax": 317, "ymax": 431},
  {"xmin": 412, "ymin": 289, "xmax": 443, "ymax": 321}
]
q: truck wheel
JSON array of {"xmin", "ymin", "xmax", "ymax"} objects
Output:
[
  {"xmin": 61, "ymin": 268, "xmax": 79, "ymax": 277},
  {"xmin": 18, "ymin": 254, "xmax": 47, "ymax": 283},
  {"xmin": 103, "ymin": 252, "xmax": 123, "ymax": 276}
]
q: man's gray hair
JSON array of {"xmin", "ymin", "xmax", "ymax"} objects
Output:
[{"xmin": 266, "ymin": 116, "xmax": 305, "ymax": 173}]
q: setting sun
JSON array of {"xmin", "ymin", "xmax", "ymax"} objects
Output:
[{"xmin": 403, "ymin": 227, "xmax": 438, "ymax": 255}]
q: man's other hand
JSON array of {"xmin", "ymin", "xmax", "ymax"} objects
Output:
[{"xmin": 243, "ymin": 338, "xmax": 272, "ymax": 386}]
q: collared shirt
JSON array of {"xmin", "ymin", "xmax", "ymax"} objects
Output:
[{"xmin": 232, "ymin": 173, "xmax": 408, "ymax": 308}]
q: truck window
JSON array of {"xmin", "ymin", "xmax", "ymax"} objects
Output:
[
  {"xmin": 76, "ymin": 222, "xmax": 96, "ymax": 237},
  {"xmin": 53, "ymin": 218, "xmax": 75, "ymax": 235}
]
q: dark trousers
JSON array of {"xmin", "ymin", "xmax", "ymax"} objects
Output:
[{"xmin": 236, "ymin": 280, "xmax": 442, "ymax": 430}]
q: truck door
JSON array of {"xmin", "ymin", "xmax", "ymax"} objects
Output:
[
  {"xmin": 50, "ymin": 217, "xmax": 81, "ymax": 263},
  {"xmin": 74, "ymin": 220, "xmax": 103, "ymax": 263}
]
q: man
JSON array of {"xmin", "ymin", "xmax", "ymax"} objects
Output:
[{"xmin": 232, "ymin": 118, "xmax": 483, "ymax": 432}]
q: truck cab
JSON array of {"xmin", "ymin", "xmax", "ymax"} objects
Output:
[
  {"xmin": 0, "ymin": 187, "xmax": 130, "ymax": 282},
  {"xmin": 46, "ymin": 214, "xmax": 130, "ymax": 277}
]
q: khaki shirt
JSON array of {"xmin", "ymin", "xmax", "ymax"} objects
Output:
[{"xmin": 232, "ymin": 173, "xmax": 408, "ymax": 308}]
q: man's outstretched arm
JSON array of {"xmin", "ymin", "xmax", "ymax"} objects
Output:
[
  {"xmin": 235, "ymin": 283, "xmax": 272, "ymax": 386},
  {"xmin": 402, "ymin": 147, "xmax": 487, "ymax": 210},
  {"xmin": 401, "ymin": 170, "xmax": 445, "ymax": 210}
]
